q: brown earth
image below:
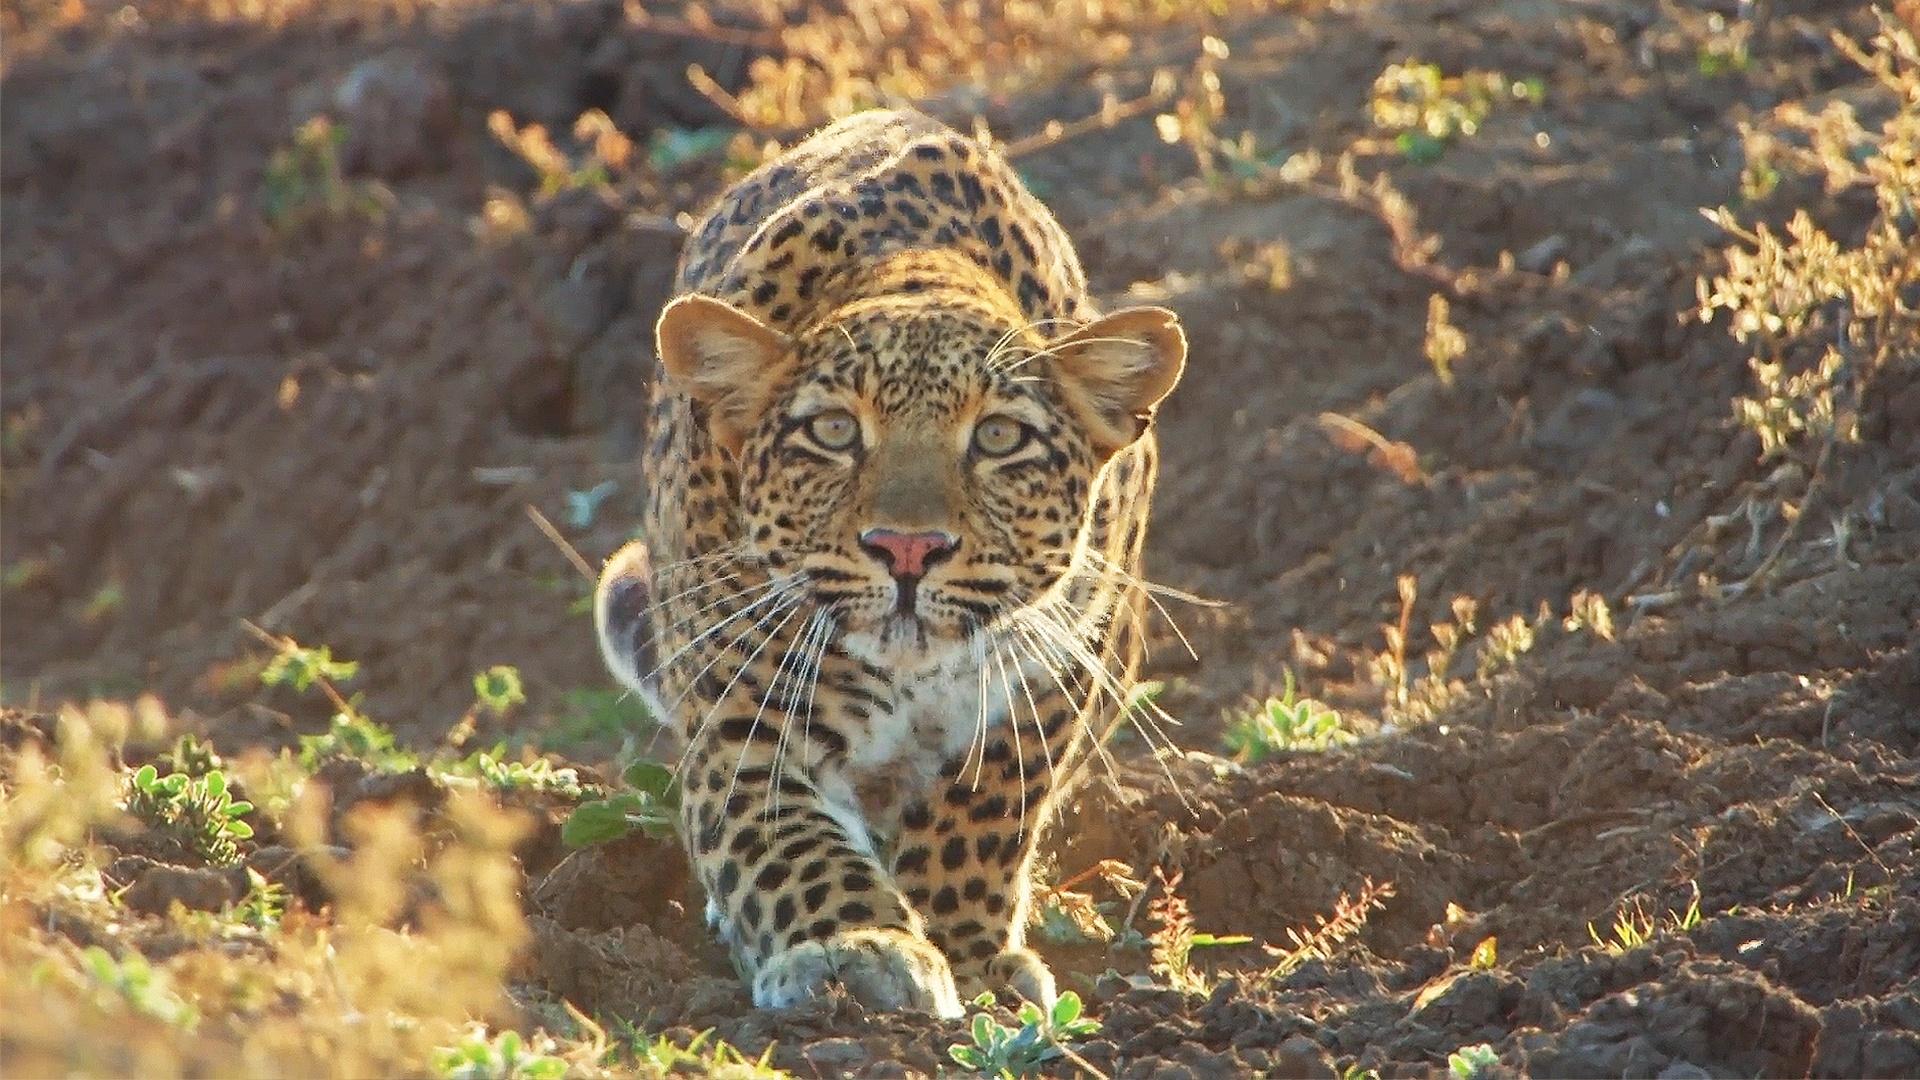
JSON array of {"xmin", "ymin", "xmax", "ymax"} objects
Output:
[{"xmin": 3, "ymin": 0, "xmax": 1918, "ymax": 1076}]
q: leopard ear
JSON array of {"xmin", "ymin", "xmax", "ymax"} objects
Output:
[
  {"xmin": 655, "ymin": 295, "xmax": 794, "ymax": 454},
  {"xmin": 1048, "ymin": 306, "xmax": 1187, "ymax": 458}
]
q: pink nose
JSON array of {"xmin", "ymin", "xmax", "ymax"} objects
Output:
[{"xmin": 858, "ymin": 528, "xmax": 958, "ymax": 579}]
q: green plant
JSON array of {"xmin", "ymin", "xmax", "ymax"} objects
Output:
[
  {"xmin": 547, "ymin": 687, "xmax": 657, "ymax": 752},
  {"xmin": 1475, "ymin": 613, "xmax": 1536, "ymax": 679},
  {"xmin": 297, "ymin": 711, "xmax": 418, "ymax": 773},
  {"xmin": 948, "ymin": 991, "xmax": 1100, "ymax": 1077},
  {"xmin": 560, "ymin": 760, "xmax": 680, "ymax": 846},
  {"xmin": 1689, "ymin": 14, "xmax": 1918, "ymax": 587},
  {"xmin": 1224, "ymin": 671, "xmax": 1352, "ymax": 762},
  {"xmin": 2, "ymin": 554, "xmax": 54, "ymax": 591},
  {"xmin": 261, "ymin": 116, "xmax": 385, "ymax": 229},
  {"xmin": 1425, "ymin": 292, "xmax": 1466, "ymax": 386},
  {"xmin": 82, "ymin": 582, "xmax": 124, "ymax": 622},
  {"xmin": 1369, "ymin": 577, "xmax": 1493, "ymax": 723},
  {"xmin": 1696, "ymin": 11, "xmax": 1752, "ymax": 77},
  {"xmin": 1588, "ymin": 886, "xmax": 1704, "ymax": 955},
  {"xmin": 624, "ymin": 1027, "xmax": 783, "ymax": 1077},
  {"xmin": 230, "ymin": 867, "xmax": 288, "ymax": 930},
  {"xmin": 1261, "ymin": 877, "xmax": 1396, "ymax": 981},
  {"xmin": 260, "ymin": 640, "xmax": 360, "ymax": 694},
  {"xmin": 471, "ymin": 666, "xmax": 526, "ymax": 716},
  {"xmin": 1030, "ymin": 858, "xmax": 1144, "ymax": 946},
  {"xmin": 152, "ymin": 732, "xmax": 223, "ymax": 778},
  {"xmin": 78, "ymin": 946, "xmax": 197, "ymax": 1028},
  {"xmin": 1146, "ymin": 869, "xmax": 1253, "ymax": 995},
  {"xmin": 1448, "ymin": 1043, "xmax": 1500, "ymax": 1080},
  {"xmin": 1368, "ymin": 61, "xmax": 1542, "ymax": 161},
  {"xmin": 125, "ymin": 765, "xmax": 255, "ymax": 867},
  {"xmin": 444, "ymin": 746, "xmax": 581, "ymax": 797},
  {"xmin": 488, "ymin": 108, "xmax": 632, "ymax": 196},
  {"xmin": 434, "ymin": 1029, "xmax": 567, "ymax": 1080}
]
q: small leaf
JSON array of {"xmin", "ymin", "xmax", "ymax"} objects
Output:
[
  {"xmin": 1190, "ymin": 933, "xmax": 1254, "ymax": 947},
  {"xmin": 1469, "ymin": 936, "xmax": 1498, "ymax": 971},
  {"xmin": 1052, "ymin": 991, "xmax": 1082, "ymax": 1027},
  {"xmin": 225, "ymin": 820, "xmax": 255, "ymax": 840},
  {"xmin": 134, "ymin": 764, "xmax": 158, "ymax": 789},
  {"xmin": 202, "ymin": 771, "xmax": 227, "ymax": 798},
  {"xmin": 623, "ymin": 760, "xmax": 677, "ymax": 798},
  {"xmin": 562, "ymin": 799, "xmax": 640, "ymax": 847},
  {"xmin": 972, "ymin": 1012, "xmax": 994, "ymax": 1047}
]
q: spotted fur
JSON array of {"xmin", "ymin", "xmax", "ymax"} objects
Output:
[{"xmin": 594, "ymin": 109, "xmax": 1186, "ymax": 1016}]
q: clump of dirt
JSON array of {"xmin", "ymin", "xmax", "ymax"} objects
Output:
[{"xmin": 4, "ymin": 0, "xmax": 1917, "ymax": 1075}]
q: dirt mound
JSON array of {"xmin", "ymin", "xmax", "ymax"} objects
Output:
[{"xmin": 4, "ymin": 0, "xmax": 1917, "ymax": 1074}]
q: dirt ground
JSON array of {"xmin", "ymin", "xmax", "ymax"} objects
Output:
[{"xmin": 4, "ymin": 0, "xmax": 1918, "ymax": 1076}]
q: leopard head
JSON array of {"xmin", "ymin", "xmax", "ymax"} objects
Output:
[{"xmin": 656, "ymin": 290, "xmax": 1184, "ymax": 668}]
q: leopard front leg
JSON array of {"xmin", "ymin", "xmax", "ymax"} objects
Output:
[
  {"xmin": 888, "ymin": 681, "xmax": 1082, "ymax": 1006},
  {"xmin": 680, "ymin": 727, "xmax": 963, "ymax": 1018}
]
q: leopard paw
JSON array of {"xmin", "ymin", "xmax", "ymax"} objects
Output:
[
  {"xmin": 753, "ymin": 928, "xmax": 963, "ymax": 1018},
  {"xmin": 958, "ymin": 947, "xmax": 1058, "ymax": 1008}
]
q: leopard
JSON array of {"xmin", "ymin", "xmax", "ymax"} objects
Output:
[{"xmin": 593, "ymin": 108, "xmax": 1186, "ymax": 1018}]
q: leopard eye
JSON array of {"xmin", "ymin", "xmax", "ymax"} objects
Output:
[
  {"xmin": 806, "ymin": 409, "xmax": 861, "ymax": 451},
  {"xmin": 972, "ymin": 414, "xmax": 1029, "ymax": 457}
]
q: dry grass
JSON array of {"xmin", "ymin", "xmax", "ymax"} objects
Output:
[{"xmin": 0, "ymin": 703, "xmax": 548, "ymax": 1077}]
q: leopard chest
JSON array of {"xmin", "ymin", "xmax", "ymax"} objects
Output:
[{"xmin": 817, "ymin": 653, "xmax": 1003, "ymax": 856}]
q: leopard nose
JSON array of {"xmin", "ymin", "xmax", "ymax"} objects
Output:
[{"xmin": 858, "ymin": 527, "xmax": 958, "ymax": 579}]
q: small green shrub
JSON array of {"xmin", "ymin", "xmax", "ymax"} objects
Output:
[
  {"xmin": 1588, "ymin": 888, "xmax": 1703, "ymax": 955},
  {"xmin": 79, "ymin": 946, "xmax": 197, "ymax": 1028},
  {"xmin": 125, "ymin": 765, "xmax": 255, "ymax": 867},
  {"xmin": 1369, "ymin": 60, "xmax": 1542, "ymax": 161},
  {"xmin": 260, "ymin": 641, "xmax": 359, "ymax": 694},
  {"xmin": 444, "ymin": 746, "xmax": 581, "ymax": 797},
  {"xmin": 1224, "ymin": 672, "xmax": 1352, "ymax": 762},
  {"xmin": 471, "ymin": 666, "xmax": 526, "ymax": 716},
  {"xmin": 261, "ymin": 117, "xmax": 386, "ymax": 230},
  {"xmin": 623, "ymin": 1028, "xmax": 783, "ymax": 1076},
  {"xmin": 297, "ymin": 712, "xmax": 417, "ymax": 773},
  {"xmin": 948, "ymin": 991, "xmax": 1100, "ymax": 1077},
  {"xmin": 1448, "ymin": 1043, "xmax": 1500, "ymax": 1080},
  {"xmin": 434, "ymin": 1029, "xmax": 566, "ymax": 1080},
  {"xmin": 561, "ymin": 760, "xmax": 679, "ymax": 846}
]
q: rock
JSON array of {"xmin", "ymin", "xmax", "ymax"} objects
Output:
[
  {"xmin": 110, "ymin": 858, "xmax": 249, "ymax": 915},
  {"xmin": 333, "ymin": 51, "xmax": 455, "ymax": 179},
  {"xmin": 1528, "ymin": 387, "xmax": 1627, "ymax": 458},
  {"xmin": 1518, "ymin": 234, "xmax": 1570, "ymax": 274}
]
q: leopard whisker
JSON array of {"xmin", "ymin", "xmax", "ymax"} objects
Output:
[
  {"xmin": 796, "ymin": 605, "xmax": 839, "ymax": 806},
  {"xmin": 1002, "ymin": 621, "xmax": 1060, "ymax": 791},
  {"xmin": 766, "ymin": 610, "xmax": 834, "ymax": 821},
  {"xmin": 642, "ymin": 572, "xmax": 805, "ymax": 692},
  {"xmin": 1018, "ymin": 601, "xmax": 1193, "ymax": 812},
  {"xmin": 709, "ymin": 598, "xmax": 811, "ymax": 808},
  {"xmin": 648, "ymin": 541, "xmax": 754, "ymax": 582},
  {"xmin": 1004, "ymin": 615, "xmax": 1128, "ymax": 803},
  {"xmin": 669, "ymin": 586, "xmax": 810, "ymax": 780},
  {"xmin": 962, "ymin": 628, "xmax": 993, "ymax": 792},
  {"xmin": 995, "ymin": 333, "xmax": 1158, "ymax": 375},
  {"xmin": 984, "ymin": 629, "xmax": 1031, "ymax": 834}
]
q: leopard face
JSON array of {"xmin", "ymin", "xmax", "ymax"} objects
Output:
[{"xmin": 656, "ymin": 292, "xmax": 1185, "ymax": 671}]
